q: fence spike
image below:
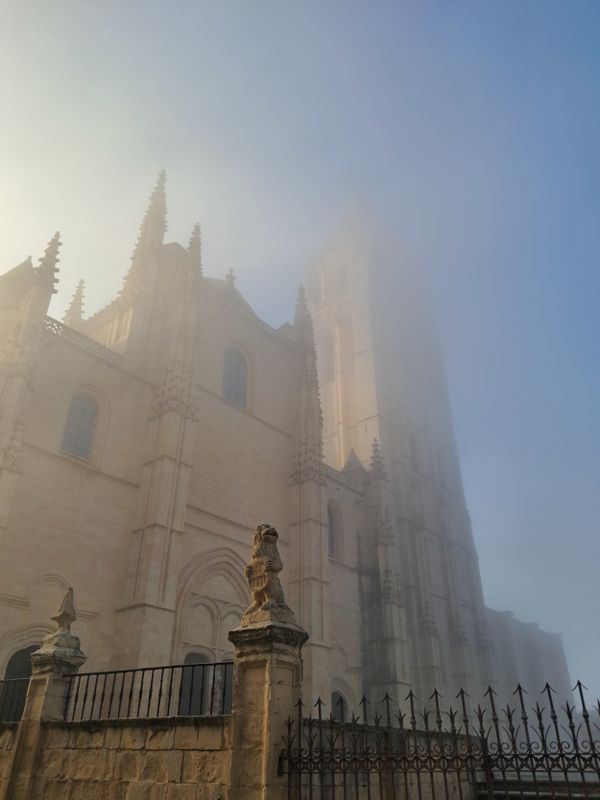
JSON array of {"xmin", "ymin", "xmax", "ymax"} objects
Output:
[
  {"xmin": 406, "ymin": 690, "xmax": 417, "ymax": 730},
  {"xmin": 381, "ymin": 692, "xmax": 392, "ymax": 726}
]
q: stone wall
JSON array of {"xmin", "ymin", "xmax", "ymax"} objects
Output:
[
  {"xmin": 32, "ymin": 716, "xmax": 231, "ymax": 800},
  {"xmin": 0, "ymin": 724, "xmax": 16, "ymax": 798}
]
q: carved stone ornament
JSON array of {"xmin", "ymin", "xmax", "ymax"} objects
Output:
[
  {"xmin": 240, "ymin": 524, "xmax": 298, "ymax": 627},
  {"xmin": 31, "ymin": 586, "xmax": 86, "ymax": 674}
]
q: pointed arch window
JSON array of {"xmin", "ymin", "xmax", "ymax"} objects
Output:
[
  {"xmin": 327, "ymin": 500, "xmax": 343, "ymax": 560},
  {"xmin": 60, "ymin": 393, "xmax": 98, "ymax": 460},
  {"xmin": 222, "ymin": 348, "xmax": 248, "ymax": 410},
  {"xmin": 331, "ymin": 690, "xmax": 348, "ymax": 722}
]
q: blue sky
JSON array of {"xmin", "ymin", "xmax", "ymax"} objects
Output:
[{"xmin": 2, "ymin": 1, "xmax": 599, "ymax": 700}]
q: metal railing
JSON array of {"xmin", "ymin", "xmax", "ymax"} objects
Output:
[
  {"xmin": 283, "ymin": 682, "xmax": 600, "ymax": 799},
  {"xmin": 64, "ymin": 661, "xmax": 234, "ymax": 722},
  {"xmin": 0, "ymin": 678, "xmax": 29, "ymax": 722}
]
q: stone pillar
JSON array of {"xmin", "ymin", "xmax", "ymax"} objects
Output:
[
  {"xmin": 2, "ymin": 587, "xmax": 86, "ymax": 800},
  {"xmin": 228, "ymin": 523, "xmax": 308, "ymax": 800}
]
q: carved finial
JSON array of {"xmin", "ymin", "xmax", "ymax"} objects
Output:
[
  {"xmin": 36, "ymin": 232, "xmax": 61, "ymax": 294},
  {"xmin": 370, "ymin": 438, "xmax": 387, "ymax": 481},
  {"xmin": 51, "ymin": 586, "xmax": 77, "ymax": 633},
  {"xmin": 135, "ymin": 170, "xmax": 167, "ymax": 252},
  {"xmin": 188, "ymin": 222, "xmax": 202, "ymax": 274},
  {"xmin": 122, "ymin": 172, "xmax": 167, "ymax": 297},
  {"xmin": 225, "ymin": 268, "xmax": 236, "ymax": 287},
  {"xmin": 31, "ymin": 585, "xmax": 86, "ymax": 675},
  {"xmin": 240, "ymin": 524, "xmax": 297, "ymax": 627},
  {"xmin": 62, "ymin": 279, "xmax": 85, "ymax": 328}
]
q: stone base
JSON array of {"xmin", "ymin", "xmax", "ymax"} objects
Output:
[{"xmin": 228, "ymin": 622, "xmax": 308, "ymax": 654}]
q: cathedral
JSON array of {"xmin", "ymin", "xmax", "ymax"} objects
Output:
[{"xmin": 0, "ymin": 173, "xmax": 571, "ymax": 713}]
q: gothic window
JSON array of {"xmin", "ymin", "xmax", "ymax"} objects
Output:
[
  {"xmin": 331, "ymin": 690, "xmax": 347, "ymax": 722},
  {"xmin": 60, "ymin": 393, "xmax": 99, "ymax": 460},
  {"xmin": 222, "ymin": 348, "xmax": 248, "ymax": 410},
  {"xmin": 327, "ymin": 500, "xmax": 343, "ymax": 560},
  {"xmin": 1, "ymin": 645, "xmax": 38, "ymax": 722}
]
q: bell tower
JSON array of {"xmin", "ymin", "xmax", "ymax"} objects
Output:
[{"xmin": 306, "ymin": 222, "xmax": 496, "ymax": 699}]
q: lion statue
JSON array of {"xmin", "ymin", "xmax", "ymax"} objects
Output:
[{"xmin": 240, "ymin": 523, "xmax": 296, "ymax": 626}]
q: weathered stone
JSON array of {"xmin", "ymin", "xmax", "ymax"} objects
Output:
[
  {"xmin": 114, "ymin": 749, "xmax": 144, "ymax": 781},
  {"xmin": 139, "ymin": 750, "xmax": 182, "ymax": 783},
  {"xmin": 145, "ymin": 725, "xmax": 175, "ymax": 750},
  {"xmin": 173, "ymin": 724, "xmax": 198, "ymax": 750},
  {"xmin": 104, "ymin": 726, "xmax": 123, "ymax": 749},
  {"xmin": 240, "ymin": 524, "xmax": 298, "ymax": 627},
  {"xmin": 38, "ymin": 747, "xmax": 64, "ymax": 779},
  {"xmin": 181, "ymin": 750, "xmax": 223, "ymax": 783},
  {"xmin": 31, "ymin": 587, "xmax": 86, "ymax": 677},
  {"xmin": 120, "ymin": 726, "xmax": 146, "ymax": 750},
  {"xmin": 74, "ymin": 727, "xmax": 105, "ymax": 749}
]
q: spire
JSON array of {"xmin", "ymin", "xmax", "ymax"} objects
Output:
[
  {"xmin": 370, "ymin": 438, "xmax": 387, "ymax": 481},
  {"xmin": 62, "ymin": 279, "xmax": 85, "ymax": 329},
  {"xmin": 133, "ymin": 170, "xmax": 166, "ymax": 259},
  {"xmin": 291, "ymin": 285, "xmax": 324, "ymax": 485},
  {"xmin": 187, "ymin": 223, "xmax": 202, "ymax": 274},
  {"xmin": 294, "ymin": 285, "xmax": 314, "ymax": 340},
  {"xmin": 35, "ymin": 232, "xmax": 61, "ymax": 294},
  {"xmin": 122, "ymin": 172, "xmax": 167, "ymax": 298}
]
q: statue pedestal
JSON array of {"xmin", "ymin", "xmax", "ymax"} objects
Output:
[{"xmin": 228, "ymin": 622, "xmax": 308, "ymax": 800}]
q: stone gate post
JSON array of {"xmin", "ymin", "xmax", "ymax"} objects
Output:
[
  {"xmin": 227, "ymin": 523, "xmax": 308, "ymax": 800},
  {"xmin": 2, "ymin": 587, "xmax": 86, "ymax": 800}
]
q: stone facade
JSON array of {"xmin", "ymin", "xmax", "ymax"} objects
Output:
[{"xmin": 0, "ymin": 175, "xmax": 571, "ymax": 713}]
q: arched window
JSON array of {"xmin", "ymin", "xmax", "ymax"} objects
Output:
[
  {"xmin": 327, "ymin": 500, "xmax": 343, "ymax": 560},
  {"xmin": 1, "ymin": 644, "xmax": 38, "ymax": 722},
  {"xmin": 331, "ymin": 690, "xmax": 347, "ymax": 723},
  {"xmin": 60, "ymin": 393, "xmax": 98, "ymax": 460},
  {"xmin": 222, "ymin": 349, "xmax": 248, "ymax": 410}
]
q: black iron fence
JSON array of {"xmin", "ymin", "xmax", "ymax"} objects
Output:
[
  {"xmin": 0, "ymin": 678, "xmax": 29, "ymax": 722},
  {"xmin": 63, "ymin": 661, "xmax": 234, "ymax": 722},
  {"xmin": 282, "ymin": 683, "xmax": 600, "ymax": 800}
]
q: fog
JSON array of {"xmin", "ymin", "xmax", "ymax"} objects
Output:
[{"xmin": 2, "ymin": 2, "xmax": 599, "ymax": 698}]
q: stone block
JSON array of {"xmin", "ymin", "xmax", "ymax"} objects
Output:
[
  {"xmin": 70, "ymin": 780, "xmax": 112, "ymax": 800},
  {"xmin": 145, "ymin": 725, "xmax": 175, "ymax": 750},
  {"xmin": 125, "ymin": 781, "xmax": 167, "ymax": 800},
  {"xmin": 121, "ymin": 726, "xmax": 146, "ymax": 750},
  {"xmin": 173, "ymin": 724, "xmax": 198, "ymax": 750},
  {"xmin": 107, "ymin": 783, "xmax": 128, "ymax": 800},
  {"xmin": 166, "ymin": 784, "xmax": 201, "ymax": 800},
  {"xmin": 34, "ymin": 777, "xmax": 73, "ymax": 800},
  {"xmin": 70, "ymin": 749, "xmax": 108, "ymax": 781},
  {"xmin": 39, "ymin": 747, "xmax": 65, "ymax": 779},
  {"xmin": 196, "ymin": 784, "xmax": 226, "ymax": 800},
  {"xmin": 139, "ymin": 749, "xmax": 182, "ymax": 783},
  {"xmin": 195, "ymin": 723, "xmax": 223, "ymax": 751},
  {"xmin": 44, "ymin": 725, "xmax": 74, "ymax": 749},
  {"xmin": 104, "ymin": 726, "xmax": 123, "ymax": 749},
  {"xmin": 74, "ymin": 727, "xmax": 106, "ymax": 749},
  {"xmin": 115, "ymin": 749, "xmax": 144, "ymax": 781},
  {"xmin": 181, "ymin": 751, "xmax": 224, "ymax": 784},
  {"xmin": 61, "ymin": 751, "xmax": 80, "ymax": 779}
]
